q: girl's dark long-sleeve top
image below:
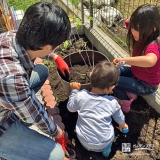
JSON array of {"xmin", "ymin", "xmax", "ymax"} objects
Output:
[{"xmin": 0, "ymin": 30, "xmax": 58, "ymax": 137}]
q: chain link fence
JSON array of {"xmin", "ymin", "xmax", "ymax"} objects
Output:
[
  {"xmin": 55, "ymin": 0, "xmax": 160, "ymax": 51},
  {"xmin": 0, "ymin": 0, "xmax": 160, "ymax": 53}
]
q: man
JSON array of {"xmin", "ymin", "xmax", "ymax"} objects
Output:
[{"xmin": 0, "ymin": 2, "xmax": 71, "ymax": 160}]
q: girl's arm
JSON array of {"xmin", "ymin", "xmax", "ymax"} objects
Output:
[
  {"xmin": 113, "ymin": 53, "xmax": 157, "ymax": 67},
  {"xmin": 124, "ymin": 18, "xmax": 130, "ymax": 29}
]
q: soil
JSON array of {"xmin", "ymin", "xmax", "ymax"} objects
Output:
[
  {"xmin": 59, "ymin": 64, "xmax": 92, "ymax": 84},
  {"xmin": 69, "ymin": 65, "xmax": 91, "ymax": 83},
  {"xmin": 48, "ymin": 34, "xmax": 160, "ymax": 160}
]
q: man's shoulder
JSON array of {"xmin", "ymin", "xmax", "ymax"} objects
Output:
[
  {"xmin": 0, "ymin": 30, "xmax": 17, "ymax": 47},
  {"xmin": 0, "ymin": 30, "xmax": 17, "ymax": 38}
]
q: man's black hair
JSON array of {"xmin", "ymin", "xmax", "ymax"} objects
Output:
[{"xmin": 16, "ymin": 2, "xmax": 71, "ymax": 50}]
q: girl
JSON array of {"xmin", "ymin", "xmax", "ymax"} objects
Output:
[{"xmin": 113, "ymin": 4, "xmax": 160, "ymax": 113}]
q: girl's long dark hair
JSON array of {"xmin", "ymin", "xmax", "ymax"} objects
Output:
[{"xmin": 127, "ymin": 4, "xmax": 160, "ymax": 56}]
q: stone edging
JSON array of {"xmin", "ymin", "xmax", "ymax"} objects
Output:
[{"xmin": 34, "ymin": 57, "xmax": 76, "ymax": 160}]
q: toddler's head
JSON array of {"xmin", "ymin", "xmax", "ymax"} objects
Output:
[{"xmin": 90, "ymin": 61, "xmax": 119, "ymax": 90}]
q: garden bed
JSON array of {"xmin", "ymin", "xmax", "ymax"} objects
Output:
[{"xmin": 48, "ymin": 34, "xmax": 160, "ymax": 160}]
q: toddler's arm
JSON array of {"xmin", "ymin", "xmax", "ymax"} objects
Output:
[
  {"xmin": 67, "ymin": 82, "xmax": 81, "ymax": 112},
  {"xmin": 112, "ymin": 100, "xmax": 126, "ymax": 127},
  {"xmin": 70, "ymin": 82, "xmax": 81, "ymax": 90}
]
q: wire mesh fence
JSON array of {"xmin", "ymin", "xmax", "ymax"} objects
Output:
[
  {"xmin": 56, "ymin": 0, "xmax": 160, "ymax": 51},
  {"xmin": 0, "ymin": 0, "xmax": 160, "ymax": 49}
]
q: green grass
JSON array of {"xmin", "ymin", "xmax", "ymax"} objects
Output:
[
  {"xmin": 115, "ymin": 38, "xmax": 127, "ymax": 47},
  {"xmin": 8, "ymin": 0, "xmax": 80, "ymax": 12},
  {"xmin": 43, "ymin": 59, "xmax": 54, "ymax": 68},
  {"xmin": 8, "ymin": 0, "xmax": 40, "ymax": 11},
  {"xmin": 69, "ymin": 0, "xmax": 80, "ymax": 7}
]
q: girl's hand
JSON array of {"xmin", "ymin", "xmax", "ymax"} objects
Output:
[
  {"xmin": 125, "ymin": 17, "xmax": 130, "ymax": 23},
  {"xmin": 112, "ymin": 58, "xmax": 121, "ymax": 65},
  {"xmin": 119, "ymin": 123, "xmax": 128, "ymax": 132},
  {"xmin": 124, "ymin": 18, "xmax": 130, "ymax": 29},
  {"xmin": 70, "ymin": 82, "xmax": 81, "ymax": 90}
]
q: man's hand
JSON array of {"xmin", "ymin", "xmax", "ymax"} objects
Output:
[
  {"xmin": 55, "ymin": 131, "xmax": 75, "ymax": 158},
  {"xmin": 54, "ymin": 55, "xmax": 70, "ymax": 76},
  {"xmin": 70, "ymin": 82, "xmax": 81, "ymax": 90}
]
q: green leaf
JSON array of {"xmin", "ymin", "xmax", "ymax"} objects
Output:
[
  {"xmin": 88, "ymin": 16, "xmax": 93, "ymax": 21},
  {"xmin": 63, "ymin": 41, "xmax": 68, "ymax": 49}
]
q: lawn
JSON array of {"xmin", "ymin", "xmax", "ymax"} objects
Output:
[
  {"xmin": 8, "ymin": 0, "xmax": 40, "ymax": 11},
  {"xmin": 8, "ymin": 0, "xmax": 80, "ymax": 11},
  {"xmin": 8, "ymin": 0, "xmax": 157, "ymax": 17}
]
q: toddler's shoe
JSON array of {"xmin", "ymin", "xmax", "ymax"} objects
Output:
[{"xmin": 102, "ymin": 143, "xmax": 112, "ymax": 158}]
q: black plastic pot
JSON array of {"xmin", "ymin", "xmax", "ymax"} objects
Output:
[{"xmin": 57, "ymin": 50, "xmax": 110, "ymax": 96}]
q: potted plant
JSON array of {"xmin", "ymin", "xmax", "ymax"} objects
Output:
[{"xmin": 56, "ymin": 16, "xmax": 110, "ymax": 96}]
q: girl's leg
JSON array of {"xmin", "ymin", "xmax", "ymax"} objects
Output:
[
  {"xmin": 114, "ymin": 76, "xmax": 158, "ymax": 100},
  {"xmin": 0, "ymin": 117, "xmax": 64, "ymax": 160},
  {"xmin": 114, "ymin": 66, "xmax": 157, "ymax": 100},
  {"xmin": 118, "ymin": 66, "xmax": 133, "ymax": 77},
  {"xmin": 114, "ymin": 66, "xmax": 134, "ymax": 100},
  {"xmin": 29, "ymin": 64, "xmax": 49, "ymax": 93}
]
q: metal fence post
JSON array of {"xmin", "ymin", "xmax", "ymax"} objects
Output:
[
  {"xmin": 80, "ymin": 0, "xmax": 84, "ymax": 24},
  {"xmin": 90, "ymin": 0, "xmax": 93, "ymax": 28}
]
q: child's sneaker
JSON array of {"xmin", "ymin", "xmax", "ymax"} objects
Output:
[
  {"xmin": 115, "ymin": 92, "xmax": 137, "ymax": 113},
  {"xmin": 115, "ymin": 98, "xmax": 133, "ymax": 113},
  {"xmin": 102, "ymin": 143, "xmax": 112, "ymax": 158},
  {"xmin": 126, "ymin": 92, "xmax": 137, "ymax": 100}
]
